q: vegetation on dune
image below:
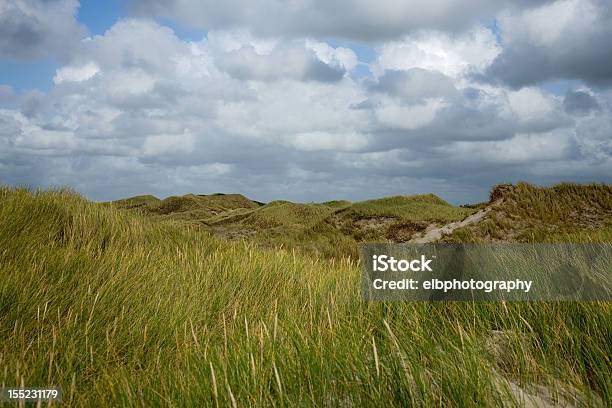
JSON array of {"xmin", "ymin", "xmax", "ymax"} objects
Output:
[
  {"xmin": 349, "ymin": 194, "xmax": 450, "ymax": 212},
  {"xmin": 155, "ymin": 193, "xmax": 260, "ymax": 216},
  {"xmin": 242, "ymin": 201, "xmax": 333, "ymax": 229},
  {"xmin": 448, "ymin": 182, "xmax": 612, "ymax": 243},
  {"xmin": 113, "ymin": 192, "xmax": 262, "ymax": 223},
  {"xmin": 111, "ymin": 194, "xmax": 161, "ymax": 210},
  {"xmin": 0, "ymin": 186, "xmax": 610, "ymax": 406},
  {"xmin": 330, "ymin": 194, "xmax": 473, "ymax": 246},
  {"xmin": 319, "ymin": 199, "xmax": 352, "ymax": 208},
  {"xmin": 115, "ymin": 192, "xmax": 476, "ymax": 258},
  {"xmin": 226, "ymin": 193, "xmax": 475, "ymax": 257},
  {"xmin": 334, "ymin": 194, "xmax": 469, "ymax": 222},
  {"xmin": 113, "ymin": 182, "xmax": 612, "ymax": 257}
]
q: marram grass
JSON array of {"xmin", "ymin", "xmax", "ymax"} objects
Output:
[{"xmin": 0, "ymin": 187, "xmax": 609, "ymax": 406}]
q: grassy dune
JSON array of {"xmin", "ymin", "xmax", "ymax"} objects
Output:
[
  {"xmin": 115, "ymin": 192, "xmax": 474, "ymax": 259},
  {"xmin": 1, "ymin": 186, "xmax": 610, "ymax": 406},
  {"xmin": 113, "ymin": 193, "xmax": 262, "ymax": 222},
  {"xmin": 449, "ymin": 183, "xmax": 612, "ymax": 243},
  {"xmin": 345, "ymin": 194, "xmax": 468, "ymax": 221}
]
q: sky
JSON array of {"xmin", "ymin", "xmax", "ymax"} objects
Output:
[{"xmin": 0, "ymin": 0, "xmax": 611, "ymax": 204}]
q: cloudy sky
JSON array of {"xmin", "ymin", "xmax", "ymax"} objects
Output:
[{"xmin": 1, "ymin": 0, "xmax": 611, "ymax": 204}]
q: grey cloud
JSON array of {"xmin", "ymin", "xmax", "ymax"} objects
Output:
[
  {"xmin": 20, "ymin": 90, "xmax": 46, "ymax": 118},
  {"xmin": 304, "ymin": 60, "xmax": 345, "ymax": 82},
  {"xmin": 484, "ymin": 0, "xmax": 612, "ymax": 87},
  {"xmin": 564, "ymin": 90, "xmax": 601, "ymax": 114},
  {"xmin": 0, "ymin": 114, "xmax": 21, "ymax": 138},
  {"xmin": 130, "ymin": 0, "xmax": 555, "ymax": 42},
  {"xmin": 369, "ymin": 69, "xmax": 458, "ymax": 101},
  {"xmin": 575, "ymin": 113, "xmax": 612, "ymax": 142},
  {"xmin": 359, "ymin": 79, "xmax": 575, "ymax": 156},
  {"xmin": 215, "ymin": 42, "xmax": 348, "ymax": 82},
  {"xmin": 350, "ymin": 100, "xmax": 379, "ymax": 110},
  {"xmin": 461, "ymin": 88, "xmax": 484, "ymax": 101},
  {"xmin": 0, "ymin": 19, "xmax": 43, "ymax": 57},
  {"xmin": 485, "ymin": 45, "xmax": 612, "ymax": 88},
  {"xmin": 0, "ymin": 0, "xmax": 85, "ymax": 61},
  {"xmin": 110, "ymin": 113, "xmax": 187, "ymax": 139},
  {"xmin": 369, "ymin": 104, "xmax": 517, "ymax": 151}
]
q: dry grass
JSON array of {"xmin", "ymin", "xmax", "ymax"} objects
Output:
[
  {"xmin": 0, "ymin": 186, "xmax": 610, "ymax": 406},
  {"xmin": 119, "ymin": 192, "xmax": 475, "ymax": 259},
  {"xmin": 447, "ymin": 182, "xmax": 612, "ymax": 243}
]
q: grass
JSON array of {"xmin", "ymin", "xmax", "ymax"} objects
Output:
[
  {"xmin": 110, "ymin": 194, "xmax": 161, "ymax": 210},
  {"xmin": 448, "ymin": 182, "xmax": 612, "ymax": 243},
  {"xmin": 346, "ymin": 194, "xmax": 470, "ymax": 222},
  {"xmin": 113, "ymin": 193, "xmax": 261, "ymax": 222},
  {"xmin": 144, "ymin": 193, "xmax": 476, "ymax": 259},
  {"xmin": 0, "ymin": 186, "xmax": 610, "ymax": 406}
]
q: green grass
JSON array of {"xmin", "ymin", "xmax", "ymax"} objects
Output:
[
  {"xmin": 110, "ymin": 194, "xmax": 161, "ymax": 210},
  {"xmin": 113, "ymin": 193, "xmax": 261, "ymax": 222},
  {"xmin": 1, "ymin": 186, "xmax": 610, "ymax": 406},
  {"xmin": 195, "ymin": 194, "xmax": 475, "ymax": 258},
  {"xmin": 242, "ymin": 201, "xmax": 334, "ymax": 229},
  {"xmin": 346, "ymin": 194, "xmax": 470, "ymax": 222}
]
